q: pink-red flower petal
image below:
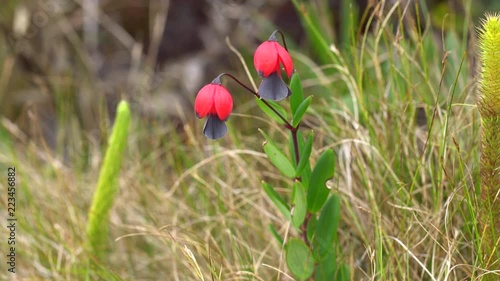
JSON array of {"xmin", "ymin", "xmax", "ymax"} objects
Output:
[
  {"xmin": 214, "ymin": 85, "xmax": 233, "ymax": 121},
  {"xmin": 254, "ymin": 41, "xmax": 279, "ymax": 77},
  {"xmin": 194, "ymin": 76, "xmax": 234, "ymax": 139},
  {"xmin": 276, "ymin": 43, "xmax": 293, "ymax": 77},
  {"xmin": 194, "ymin": 84, "xmax": 216, "ymax": 118}
]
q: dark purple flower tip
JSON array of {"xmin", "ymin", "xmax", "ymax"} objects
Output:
[
  {"xmin": 203, "ymin": 114, "xmax": 228, "ymax": 140},
  {"xmin": 258, "ymin": 72, "xmax": 291, "ymax": 101}
]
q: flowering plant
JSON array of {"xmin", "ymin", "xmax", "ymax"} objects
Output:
[{"xmin": 194, "ymin": 31, "xmax": 348, "ymax": 280}]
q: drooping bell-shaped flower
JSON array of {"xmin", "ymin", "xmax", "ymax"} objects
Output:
[
  {"xmin": 253, "ymin": 32, "xmax": 294, "ymax": 101},
  {"xmin": 194, "ymin": 76, "xmax": 233, "ymax": 139}
]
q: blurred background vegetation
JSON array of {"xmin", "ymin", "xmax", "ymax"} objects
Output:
[
  {"xmin": 1, "ymin": 0, "xmax": 500, "ymax": 280},
  {"xmin": 1, "ymin": 0, "xmax": 500, "ymax": 149}
]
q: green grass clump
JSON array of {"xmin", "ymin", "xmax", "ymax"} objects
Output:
[
  {"xmin": 477, "ymin": 13, "xmax": 500, "ymax": 278},
  {"xmin": 85, "ymin": 100, "xmax": 131, "ymax": 259}
]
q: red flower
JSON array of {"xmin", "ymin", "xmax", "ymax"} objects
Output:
[
  {"xmin": 253, "ymin": 32, "xmax": 294, "ymax": 101},
  {"xmin": 194, "ymin": 76, "xmax": 233, "ymax": 139}
]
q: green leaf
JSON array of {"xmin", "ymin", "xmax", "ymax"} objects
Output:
[
  {"xmin": 290, "ymin": 73, "xmax": 304, "ymax": 114},
  {"xmin": 307, "ymin": 215, "xmax": 317, "ymax": 243},
  {"xmin": 315, "ymin": 250, "xmax": 337, "ymax": 281},
  {"xmin": 302, "ymin": 165, "xmax": 312, "ymax": 189},
  {"xmin": 260, "ymin": 130, "xmax": 296, "ymax": 178},
  {"xmin": 292, "ymin": 96, "xmax": 312, "ymax": 128},
  {"xmin": 291, "ymin": 181, "xmax": 307, "ymax": 228},
  {"xmin": 337, "ymin": 263, "xmax": 350, "ymax": 281},
  {"xmin": 286, "ymin": 239, "xmax": 315, "ymax": 280},
  {"xmin": 289, "ymin": 131, "xmax": 298, "ymax": 168},
  {"xmin": 269, "ymin": 224, "xmax": 284, "ymax": 246},
  {"xmin": 256, "ymin": 98, "xmax": 288, "ymax": 125},
  {"xmin": 313, "ymin": 195, "xmax": 340, "ymax": 259},
  {"xmin": 296, "ymin": 131, "xmax": 314, "ymax": 177},
  {"xmin": 262, "ymin": 182, "xmax": 290, "ymax": 221},
  {"xmin": 290, "ymin": 131, "xmax": 311, "ymax": 187},
  {"xmin": 307, "ymin": 149, "xmax": 335, "ymax": 213}
]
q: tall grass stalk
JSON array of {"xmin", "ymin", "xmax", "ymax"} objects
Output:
[
  {"xmin": 477, "ymin": 13, "xmax": 500, "ymax": 279},
  {"xmin": 85, "ymin": 100, "xmax": 131, "ymax": 259}
]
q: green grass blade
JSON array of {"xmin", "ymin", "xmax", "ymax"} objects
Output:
[{"xmin": 262, "ymin": 181, "xmax": 291, "ymax": 221}]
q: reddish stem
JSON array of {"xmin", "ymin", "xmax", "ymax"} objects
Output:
[{"xmin": 221, "ymin": 73, "xmax": 293, "ymax": 128}]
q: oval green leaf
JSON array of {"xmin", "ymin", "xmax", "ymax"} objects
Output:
[
  {"xmin": 296, "ymin": 131, "xmax": 314, "ymax": 177},
  {"xmin": 292, "ymin": 96, "xmax": 312, "ymax": 128},
  {"xmin": 290, "ymin": 73, "xmax": 304, "ymax": 114},
  {"xmin": 286, "ymin": 238, "xmax": 315, "ymax": 280},
  {"xmin": 289, "ymin": 131, "xmax": 312, "ymax": 187},
  {"xmin": 291, "ymin": 181, "xmax": 307, "ymax": 228},
  {"xmin": 307, "ymin": 215, "xmax": 317, "ymax": 243},
  {"xmin": 260, "ymin": 130, "xmax": 296, "ymax": 178},
  {"xmin": 256, "ymin": 98, "xmax": 288, "ymax": 125},
  {"xmin": 307, "ymin": 149, "xmax": 335, "ymax": 213},
  {"xmin": 315, "ymin": 250, "xmax": 337, "ymax": 281},
  {"xmin": 313, "ymin": 195, "xmax": 340, "ymax": 259}
]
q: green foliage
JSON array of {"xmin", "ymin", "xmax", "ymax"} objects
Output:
[
  {"xmin": 292, "ymin": 96, "xmax": 312, "ymax": 128},
  {"xmin": 315, "ymin": 250, "xmax": 336, "ymax": 281},
  {"xmin": 313, "ymin": 195, "xmax": 340, "ymax": 259},
  {"xmin": 253, "ymin": 58, "xmax": 346, "ymax": 279},
  {"xmin": 291, "ymin": 181, "xmax": 307, "ymax": 228},
  {"xmin": 476, "ymin": 13, "xmax": 500, "ymax": 277},
  {"xmin": 307, "ymin": 149, "xmax": 335, "ymax": 213},
  {"xmin": 307, "ymin": 215, "xmax": 317, "ymax": 243},
  {"xmin": 296, "ymin": 131, "xmax": 312, "ymax": 188},
  {"xmin": 256, "ymin": 98, "xmax": 289, "ymax": 124},
  {"xmin": 290, "ymin": 73, "xmax": 304, "ymax": 114},
  {"xmin": 269, "ymin": 224, "xmax": 284, "ymax": 245},
  {"xmin": 260, "ymin": 130, "xmax": 296, "ymax": 178},
  {"xmin": 9, "ymin": 1, "xmax": 495, "ymax": 279},
  {"xmin": 285, "ymin": 238, "xmax": 315, "ymax": 280},
  {"xmin": 85, "ymin": 100, "xmax": 131, "ymax": 259},
  {"xmin": 262, "ymin": 182, "xmax": 291, "ymax": 221},
  {"xmin": 290, "ymin": 0, "xmax": 339, "ymax": 66},
  {"xmin": 296, "ymin": 131, "xmax": 314, "ymax": 177}
]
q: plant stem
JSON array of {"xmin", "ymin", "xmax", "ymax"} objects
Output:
[
  {"xmin": 270, "ymin": 30, "xmax": 289, "ymax": 52},
  {"xmin": 222, "ymin": 73, "xmax": 293, "ymax": 128},
  {"xmin": 221, "ymin": 73, "xmax": 312, "ymax": 247},
  {"xmin": 290, "ymin": 126, "xmax": 300, "ymax": 167},
  {"xmin": 288, "ymin": 118, "xmax": 313, "ymax": 247}
]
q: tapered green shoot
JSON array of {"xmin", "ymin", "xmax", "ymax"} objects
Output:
[
  {"xmin": 85, "ymin": 100, "xmax": 131, "ymax": 259},
  {"xmin": 477, "ymin": 13, "xmax": 500, "ymax": 278}
]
